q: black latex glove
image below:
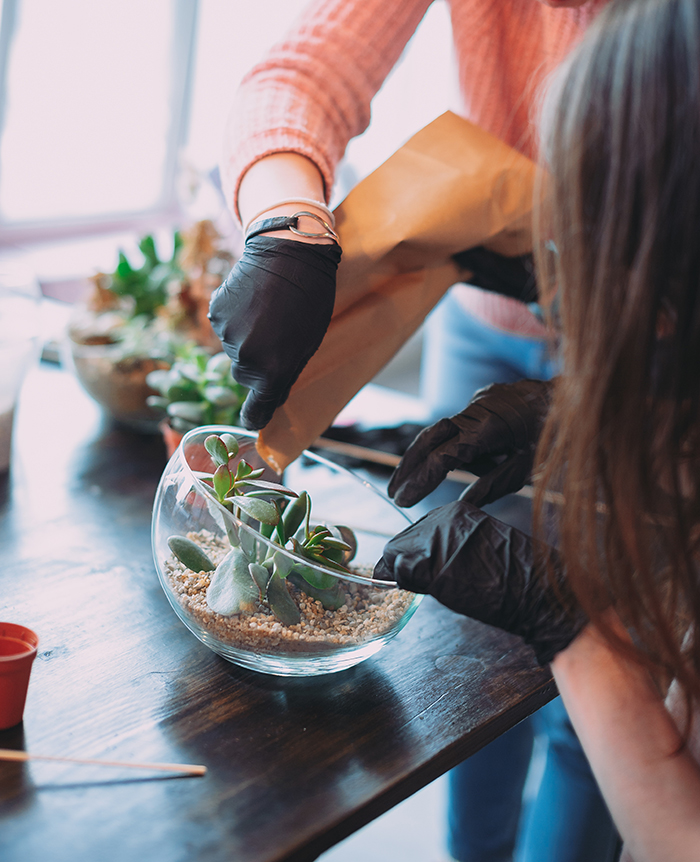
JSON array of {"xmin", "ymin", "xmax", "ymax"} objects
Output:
[
  {"xmin": 374, "ymin": 499, "xmax": 586, "ymax": 665},
  {"xmin": 388, "ymin": 378, "xmax": 553, "ymax": 509},
  {"xmin": 453, "ymin": 247, "xmax": 537, "ymax": 303},
  {"xmin": 208, "ymin": 236, "xmax": 341, "ymax": 430}
]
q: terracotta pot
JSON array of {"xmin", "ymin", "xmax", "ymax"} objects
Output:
[
  {"xmin": 0, "ymin": 622, "xmax": 39, "ymax": 729},
  {"xmin": 160, "ymin": 422, "xmax": 184, "ymax": 459}
]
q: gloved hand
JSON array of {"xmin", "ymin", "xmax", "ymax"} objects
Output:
[
  {"xmin": 208, "ymin": 236, "xmax": 341, "ymax": 430},
  {"xmin": 387, "ymin": 378, "xmax": 553, "ymax": 508},
  {"xmin": 374, "ymin": 499, "xmax": 586, "ymax": 665},
  {"xmin": 453, "ymin": 247, "xmax": 537, "ymax": 303}
]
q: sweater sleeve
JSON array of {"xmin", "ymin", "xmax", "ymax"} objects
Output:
[{"xmin": 220, "ymin": 0, "xmax": 435, "ymax": 221}]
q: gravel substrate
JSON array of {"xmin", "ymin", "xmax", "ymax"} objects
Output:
[{"xmin": 164, "ymin": 530, "xmax": 414, "ymax": 655}]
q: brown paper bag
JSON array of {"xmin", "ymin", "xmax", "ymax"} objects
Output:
[{"xmin": 257, "ymin": 111, "xmax": 537, "ymax": 471}]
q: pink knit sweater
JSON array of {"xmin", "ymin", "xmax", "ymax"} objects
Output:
[{"xmin": 221, "ymin": 0, "xmax": 607, "ymax": 336}]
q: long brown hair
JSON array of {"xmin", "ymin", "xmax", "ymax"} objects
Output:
[{"xmin": 534, "ymin": 0, "xmax": 700, "ymax": 703}]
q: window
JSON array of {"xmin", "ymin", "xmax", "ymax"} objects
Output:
[
  {"xmin": 0, "ymin": 0, "xmax": 455, "ymax": 250},
  {"xmin": 0, "ymin": 0, "xmax": 197, "ymax": 244}
]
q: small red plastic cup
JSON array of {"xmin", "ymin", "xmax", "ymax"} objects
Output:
[{"xmin": 0, "ymin": 623, "xmax": 39, "ymax": 730}]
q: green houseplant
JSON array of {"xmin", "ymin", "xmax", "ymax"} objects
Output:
[
  {"xmin": 67, "ymin": 221, "xmax": 234, "ymax": 430},
  {"xmin": 167, "ymin": 431, "xmax": 355, "ymax": 624},
  {"xmin": 151, "ymin": 426, "xmax": 421, "ymax": 675},
  {"xmin": 145, "ymin": 345, "xmax": 248, "ymax": 454}
]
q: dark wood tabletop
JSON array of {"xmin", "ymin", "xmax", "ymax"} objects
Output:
[{"xmin": 0, "ymin": 362, "xmax": 555, "ymax": 862}]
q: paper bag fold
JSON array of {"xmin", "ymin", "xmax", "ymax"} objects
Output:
[{"xmin": 257, "ymin": 111, "xmax": 537, "ymax": 471}]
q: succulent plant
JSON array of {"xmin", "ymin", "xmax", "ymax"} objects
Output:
[
  {"xmin": 110, "ymin": 233, "xmax": 184, "ymax": 321},
  {"xmin": 167, "ymin": 432, "xmax": 357, "ymax": 624},
  {"xmin": 146, "ymin": 345, "xmax": 248, "ymax": 433},
  {"xmin": 71, "ymin": 222, "xmax": 235, "ymax": 362}
]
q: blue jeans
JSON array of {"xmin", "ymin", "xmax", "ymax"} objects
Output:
[
  {"xmin": 420, "ymin": 291, "xmax": 619, "ymax": 862},
  {"xmin": 447, "ymin": 701, "xmax": 620, "ymax": 862},
  {"xmin": 420, "ymin": 291, "xmax": 560, "ymax": 420}
]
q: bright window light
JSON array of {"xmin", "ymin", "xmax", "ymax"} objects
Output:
[{"xmin": 0, "ymin": 0, "xmax": 174, "ymax": 222}]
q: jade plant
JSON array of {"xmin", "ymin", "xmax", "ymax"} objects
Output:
[
  {"xmin": 167, "ymin": 432, "xmax": 358, "ymax": 625},
  {"xmin": 146, "ymin": 345, "xmax": 248, "ymax": 433}
]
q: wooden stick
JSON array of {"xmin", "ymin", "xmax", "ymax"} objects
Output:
[
  {"xmin": 312, "ymin": 437, "xmax": 568, "ymax": 507},
  {"xmin": 0, "ymin": 748, "xmax": 206, "ymax": 776}
]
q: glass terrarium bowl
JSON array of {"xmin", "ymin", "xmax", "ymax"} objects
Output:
[{"xmin": 151, "ymin": 425, "xmax": 422, "ymax": 676}]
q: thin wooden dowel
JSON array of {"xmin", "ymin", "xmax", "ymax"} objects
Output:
[
  {"xmin": 0, "ymin": 748, "xmax": 206, "ymax": 776},
  {"xmin": 312, "ymin": 437, "xmax": 568, "ymax": 507}
]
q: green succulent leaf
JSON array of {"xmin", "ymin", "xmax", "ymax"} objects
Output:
[
  {"xmin": 193, "ymin": 348, "xmax": 209, "ymax": 372},
  {"xmin": 241, "ymin": 489, "xmax": 292, "ymax": 500},
  {"xmin": 206, "ymin": 548, "xmax": 258, "ymax": 616},
  {"xmin": 277, "ymin": 491, "xmax": 308, "ymax": 545},
  {"xmin": 322, "ymin": 545, "xmax": 345, "ymax": 565},
  {"xmin": 311, "ymin": 555, "xmax": 350, "ymax": 574},
  {"xmin": 206, "ymin": 352, "xmax": 232, "ymax": 376},
  {"xmin": 230, "ymin": 495, "xmax": 280, "ymax": 525},
  {"xmin": 219, "ymin": 433, "xmax": 239, "ymax": 457},
  {"xmin": 248, "ymin": 563, "xmax": 271, "ymax": 600},
  {"xmin": 331, "ymin": 525, "xmax": 357, "ymax": 563},
  {"xmin": 145, "ymin": 368, "xmax": 171, "ymax": 391},
  {"xmin": 304, "ymin": 535, "xmax": 326, "ymax": 548},
  {"xmin": 166, "ymin": 382, "xmax": 199, "ymax": 402},
  {"xmin": 238, "ymin": 516, "xmax": 258, "ymax": 560},
  {"xmin": 237, "ymin": 479, "xmax": 297, "ymax": 496},
  {"xmin": 167, "ymin": 536, "xmax": 215, "ymax": 573},
  {"xmin": 116, "ymin": 251, "xmax": 134, "ymax": 278},
  {"xmin": 235, "ymin": 460, "xmax": 253, "ymax": 480},
  {"xmin": 202, "ymin": 385, "xmax": 241, "ymax": 407},
  {"xmin": 266, "ymin": 573, "xmax": 301, "ymax": 625},
  {"xmin": 290, "ymin": 561, "xmax": 336, "ymax": 591},
  {"xmin": 146, "ymin": 395, "xmax": 169, "ymax": 410},
  {"xmin": 319, "ymin": 537, "xmax": 353, "ymax": 552},
  {"xmin": 213, "ymin": 464, "xmax": 232, "ymax": 500},
  {"xmin": 259, "ymin": 502, "xmax": 280, "ymax": 539},
  {"xmin": 271, "ymin": 550, "xmax": 293, "ymax": 579},
  {"xmin": 167, "ymin": 401, "xmax": 205, "ymax": 423},
  {"xmin": 138, "ymin": 234, "xmax": 160, "ymax": 268},
  {"xmin": 205, "ymin": 434, "xmax": 230, "ymax": 467}
]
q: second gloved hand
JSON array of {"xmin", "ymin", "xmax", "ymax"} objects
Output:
[
  {"xmin": 374, "ymin": 499, "xmax": 586, "ymax": 665},
  {"xmin": 388, "ymin": 378, "xmax": 553, "ymax": 508},
  {"xmin": 208, "ymin": 236, "xmax": 341, "ymax": 430}
]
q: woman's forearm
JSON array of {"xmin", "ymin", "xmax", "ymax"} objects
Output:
[
  {"xmin": 551, "ymin": 620, "xmax": 700, "ymax": 862},
  {"xmin": 238, "ymin": 153, "xmax": 326, "ymax": 226},
  {"xmin": 236, "ymin": 153, "xmax": 333, "ymax": 244}
]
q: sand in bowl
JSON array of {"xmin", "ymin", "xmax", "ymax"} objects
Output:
[{"xmin": 165, "ymin": 530, "xmax": 413, "ymax": 656}]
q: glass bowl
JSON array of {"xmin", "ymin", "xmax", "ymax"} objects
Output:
[{"xmin": 151, "ymin": 426, "xmax": 422, "ymax": 676}]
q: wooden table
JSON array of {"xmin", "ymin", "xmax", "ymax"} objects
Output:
[{"xmin": 0, "ymin": 363, "xmax": 555, "ymax": 862}]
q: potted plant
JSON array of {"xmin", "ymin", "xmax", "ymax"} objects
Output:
[
  {"xmin": 66, "ymin": 220, "xmax": 234, "ymax": 430},
  {"xmin": 145, "ymin": 344, "xmax": 248, "ymax": 456},
  {"xmin": 151, "ymin": 427, "xmax": 422, "ymax": 675}
]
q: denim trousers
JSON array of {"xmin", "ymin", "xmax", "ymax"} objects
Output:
[{"xmin": 420, "ymin": 291, "xmax": 619, "ymax": 862}]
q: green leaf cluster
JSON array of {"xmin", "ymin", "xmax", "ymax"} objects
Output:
[
  {"xmin": 146, "ymin": 346, "xmax": 248, "ymax": 432},
  {"xmin": 168, "ymin": 433, "xmax": 358, "ymax": 625},
  {"xmin": 110, "ymin": 233, "xmax": 183, "ymax": 320}
]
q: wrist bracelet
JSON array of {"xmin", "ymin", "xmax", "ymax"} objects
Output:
[
  {"xmin": 243, "ymin": 198, "xmax": 335, "ymax": 233},
  {"xmin": 245, "ymin": 211, "xmax": 340, "ymax": 243}
]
